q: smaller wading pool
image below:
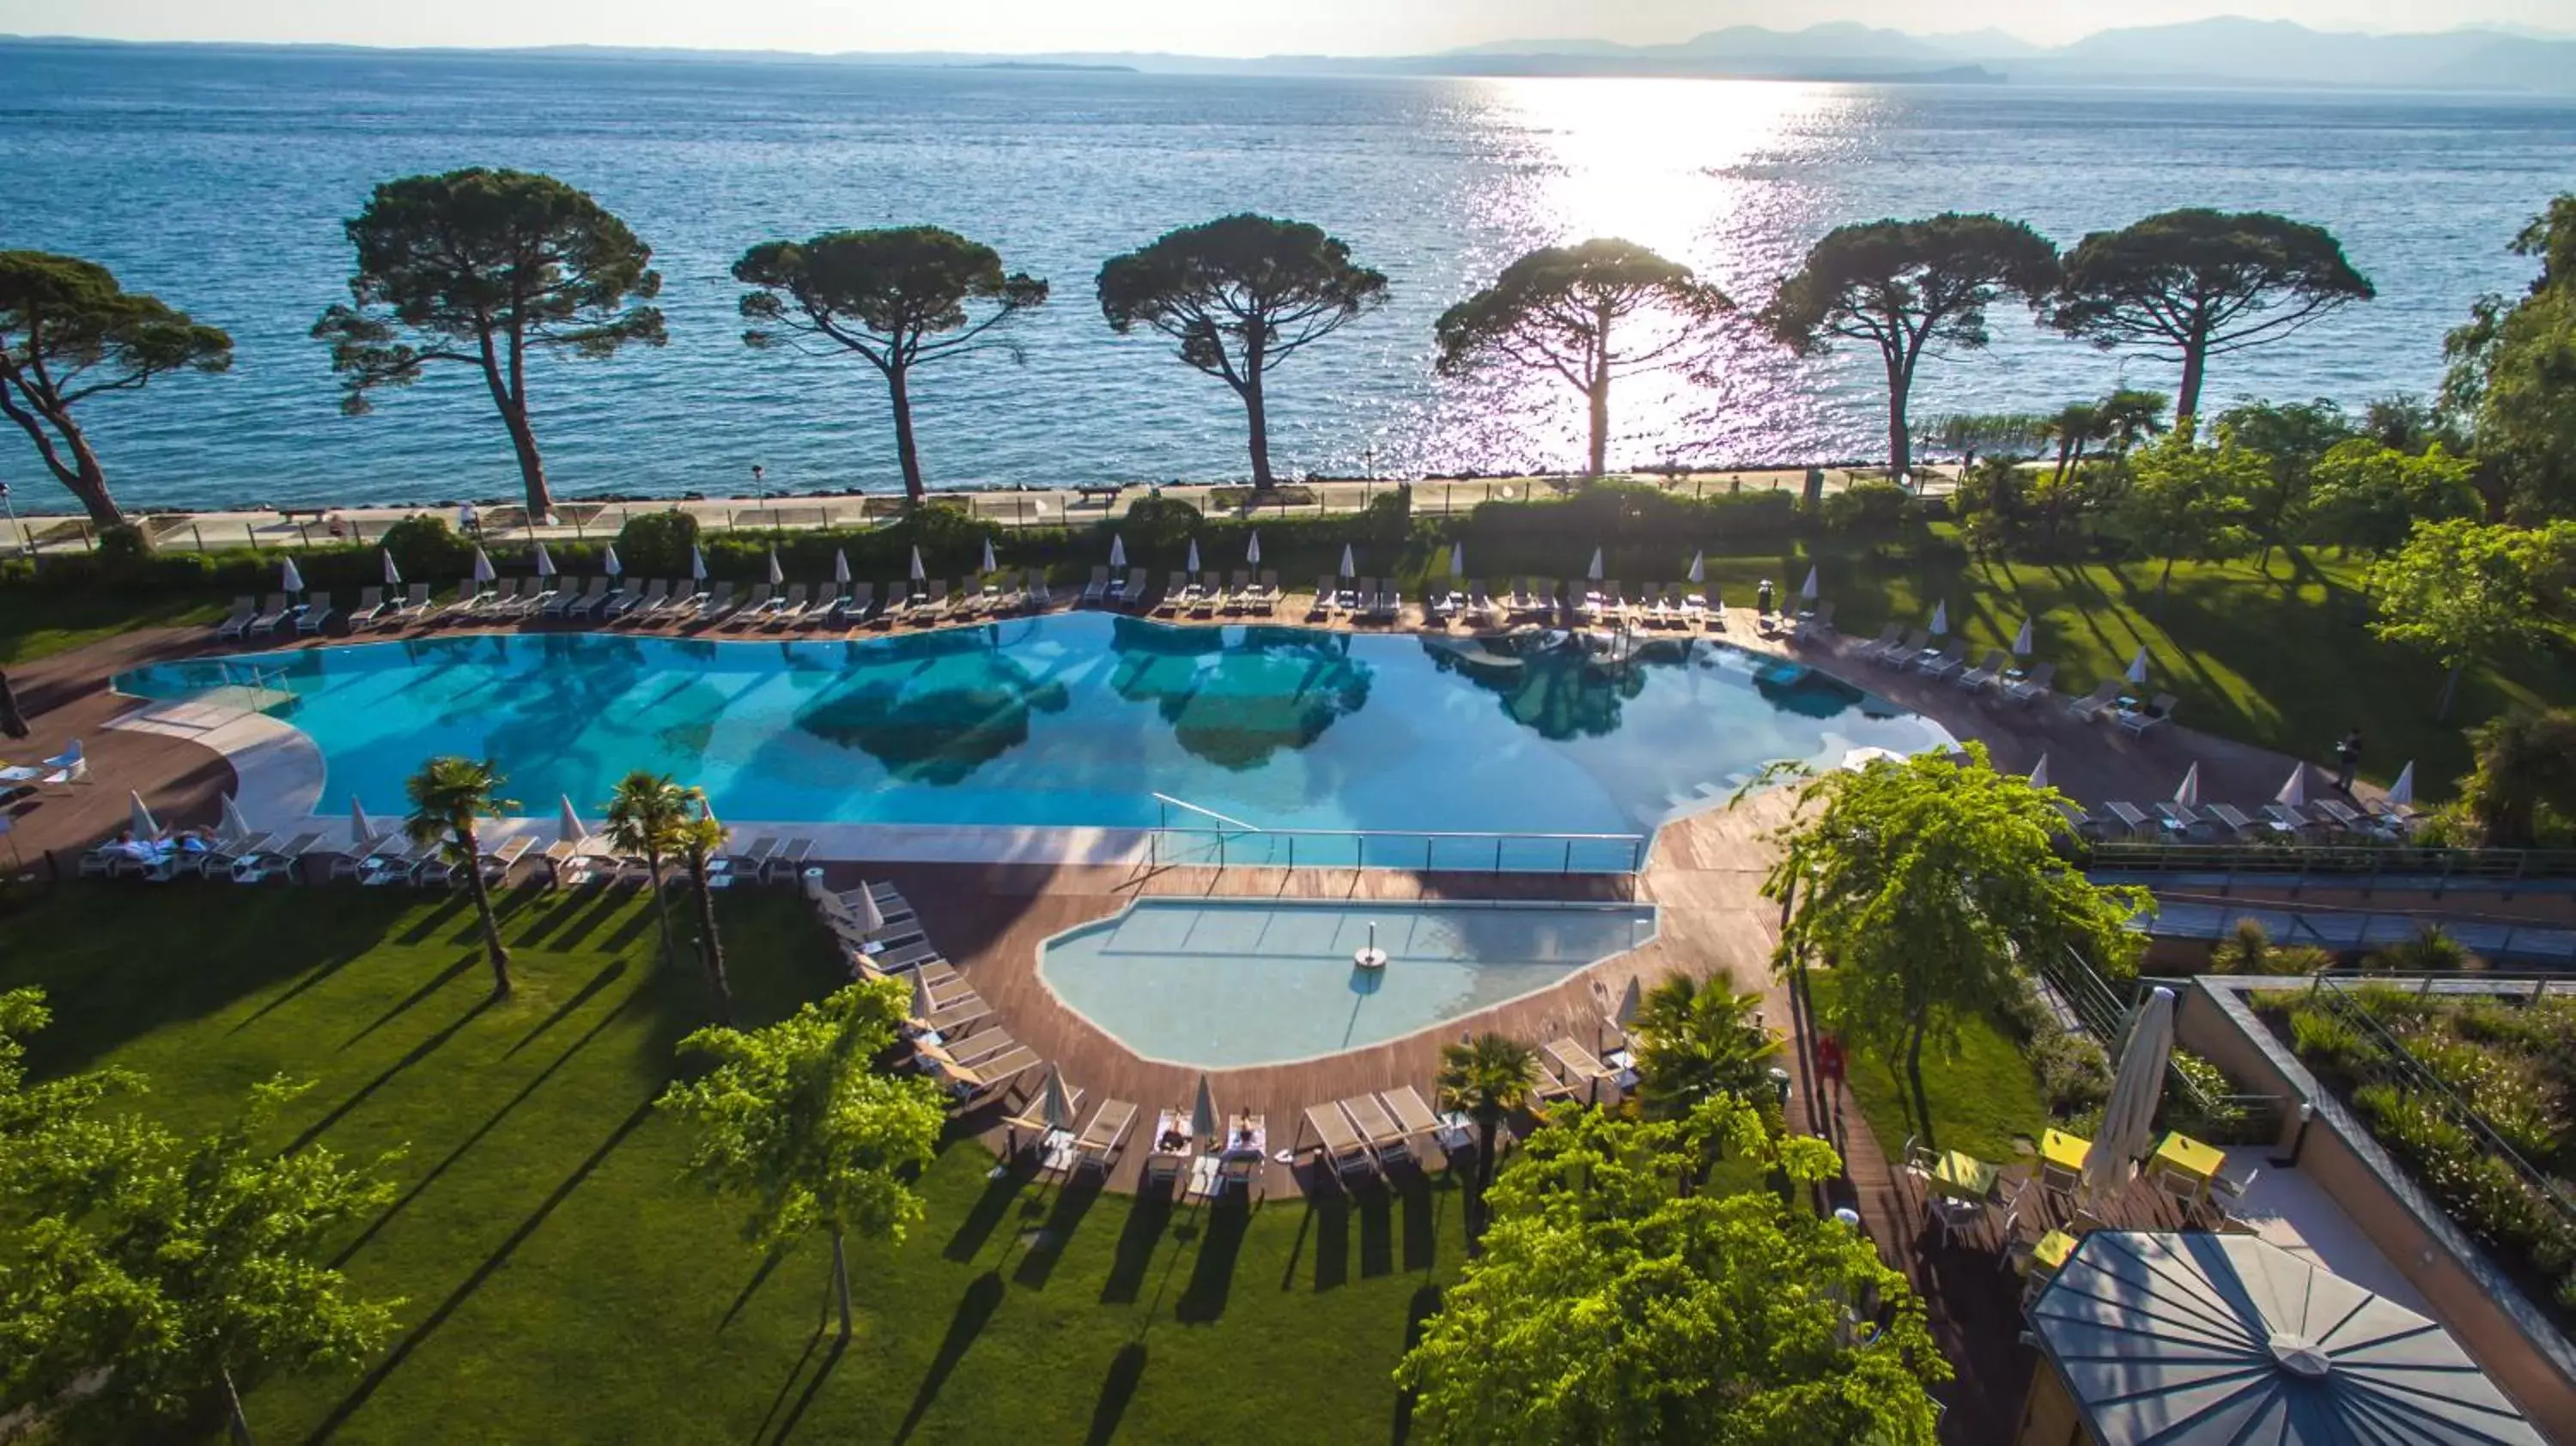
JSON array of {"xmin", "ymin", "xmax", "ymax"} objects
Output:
[{"xmin": 1037, "ymin": 898, "xmax": 1658, "ymax": 1069}]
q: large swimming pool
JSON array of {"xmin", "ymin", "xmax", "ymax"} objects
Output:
[
  {"xmin": 1039, "ymin": 899, "xmax": 1658, "ymax": 1068},
  {"xmin": 118, "ymin": 615, "xmax": 1947, "ymax": 841}
]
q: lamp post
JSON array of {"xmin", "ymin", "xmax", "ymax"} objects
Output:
[{"xmin": 751, "ymin": 464, "xmax": 767, "ymax": 507}]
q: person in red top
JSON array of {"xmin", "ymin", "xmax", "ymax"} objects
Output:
[{"xmin": 1814, "ymin": 1032, "xmax": 1846, "ymax": 1105}]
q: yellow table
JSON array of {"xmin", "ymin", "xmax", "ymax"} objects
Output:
[
  {"xmin": 2032, "ymin": 1230, "xmax": 2078, "ymax": 1272},
  {"xmin": 2153, "ymin": 1131, "xmax": 2224, "ymax": 1186},
  {"xmin": 2040, "ymin": 1129, "xmax": 2092, "ymax": 1175},
  {"xmin": 1931, "ymin": 1149, "xmax": 2001, "ymax": 1203}
]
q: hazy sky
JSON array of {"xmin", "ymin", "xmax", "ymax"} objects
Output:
[{"xmin": 3, "ymin": 0, "xmax": 2566, "ymax": 52}]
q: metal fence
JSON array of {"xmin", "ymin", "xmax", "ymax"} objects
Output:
[
  {"xmin": 2039, "ymin": 947, "xmax": 2283, "ymax": 1141},
  {"xmin": 2087, "ymin": 840, "xmax": 2576, "ymax": 884},
  {"xmin": 2146, "ymin": 893, "xmax": 2576, "ymax": 966}
]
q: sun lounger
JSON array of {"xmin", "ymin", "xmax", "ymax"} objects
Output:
[
  {"xmin": 1115, "ymin": 569, "xmax": 1147, "ymax": 611},
  {"xmin": 2053, "ymin": 800, "xmax": 2105, "ymax": 841},
  {"xmin": 1151, "ymin": 571, "xmax": 1186, "ymax": 617},
  {"xmin": 345, "ymin": 586, "xmax": 390, "ymax": 631},
  {"xmin": 723, "ymin": 582, "xmax": 774, "ymax": 628},
  {"xmin": 1956, "ymin": 650, "xmax": 2009, "ymax": 690},
  {"xmin": 835, "ymin": 580, "xmax": 876, "ymax": 626},
  {"xmin": 2102, "ymin": 800, "xmax": 2153, "ymax": 836},
  {"xmin": 2312, "ymin": 798, "xmax": 2366, "ymax": 829},
  {"xmin": 247, "ymin": 593, "xmax": 295, "ymax": 636},
  {"xmin": 386, "ymin": 582, "xmax": 431, "ymax": 624},
  {"xmin": 1544, "ymin": 1037, "xmax": 1615, "ymax": 1093},
  {"xmin": 2155, "ymin": 801, "xmax": 2215, "ymax": 838},
  {"xmin": 288, "ymin": 590, "xmax": 335, "ymax": 635},
  {"xmin": 1370, "ymin": 586, "xmax": 1400, "ymax": 622},
  {"xmin": 1848, "ymin": 623, "xmax": 1903, "ymax": 661},
  {"xmin": 1340, "ymin": 1093, "xmax": 1412, "ymax": 1165},
  {"xmin": 569, "ymin": 577, "xmax": 619, "ymax": 619},
  {"xmin": 693, "ymin": 580, "xmax": 738, "ymax": 623},
  {"xmin": 1081, "ymin": 565, "xmax": 1110, "ymax": 605},
  {"xmin": 1379, "ymin": 1085, "xmax": 1443, "ymax": 1146},
  {"xmin": 916, "ymin": 579, "xmax": 953, "ymax": 623},
  {"xmin": 933, "ymin": 1044, "xmax": 1042, "ymax": 1104},
  {"xmin": 2002, "ymin": 659, "xmax": 2056, "ymax": 704},
  {"xmin": 2065, "ymin": 680, "xmax": 2123, "ymax": 721},
  {"xmin": 765, "ymin": 583, "xmax": 810, "ymax": 629},
  {"xmin": 1070, "ymin": 1100, "xmax": 1139, "ymax": 1176},
  {"xmin": 916, "ymin": 993, "xmax": 993, "ymax": 1038},
  {"xmin": 608, "ymin": 578, "xmax": 665, "ymax": 619},
  {"xmin": 732, "ymin": 835, "xmax": 781, "ymax": 876},
  {"xmin": 2117, "ymin": 693, "xmax": 2178, "ymax": 737},
  {"xmin": 1914, "ymin": 641, "xmax": 1966, "ymax": 679},
  {"xmin": 951, "ymin": 580, "xmax": 987, "ymax": 622},
  {"xmin": 475, "ymin": 578, "xmax": 522, "ymax": 617},
  {"xmin": 536, "ymin": 577, "xmax": 584, "ymax": 618},
  {"xmin": 1304, "ymin": 1102, "xmax": 1376, "ymax": 1181},
  {"xmin": 1025, "ymin": 569, "xmax": 1054, "ymax": 611},
  {"xmin": 214, "ymin": 595, "xmax": 258, "ymax": 639},
  {"xmin": 762, "ymin": 837, "xmax": 814, "ymax": 883},
  {"xmin": 1874, "ymin": 628, "xmax": 1932, "ymax": 668}
]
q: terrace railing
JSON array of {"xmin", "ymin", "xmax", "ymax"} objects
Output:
[
  {"xmin": 2302, "ymin": 972, "xmax": 2576, "ymax": 1230},
  {"xmin": 2087, "ymin": 839, "xmax": 2576, "ymax": 884},
  {"xmin": 2039, "ymin": 947, "xmax": 2283, "ymax": 1141},
  {"xmin": 1144, "ymin": 795, "xmax": 1650, "ymax": 878},
  {"xmin": 2145, "ymin": 891, "xmax": 2576, "ymax": 966}
]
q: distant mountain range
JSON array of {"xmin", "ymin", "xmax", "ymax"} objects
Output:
[{"xmin": 9, "ymin": 18, "xmax": 2576, "ymax": 94}]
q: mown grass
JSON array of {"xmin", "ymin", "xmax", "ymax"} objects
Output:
[
  {"xmin": 1806, "ymin": 971, "xmax": 2050, "ymax": 1170},
  {"xmin": 0, "ymin": 589, "xmax": 226, "ymax": 665},
  {"xmin": 2, "ymin": 884, "xmax": 1461, "ymax": 1443}
]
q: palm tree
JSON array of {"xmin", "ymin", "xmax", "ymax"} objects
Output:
[
  {"xmin": 404, "ymin": 756, "xmax": 519, "ymax": 999},
  {"xmin": 2094, "ymin": 386, "xmax": 2169, "ymax": 455},
  {"xmin": 602, "ymin": 770, "xmax": 689, "ymax": 972},
  {"xmin": 2041, "ymin": 401, "xmax": 2101, "ymax": 488},
  {"xmin": 1630, "ymin": 975, "xmax": 1781, "ymax": 1125},
  {"xmin": 671, "ymin": 794, "xmax": 733, "ymax": 1024},
  {"xmin": 1434, "ymin": 1032, "xmax": 1538, "ymax": 1250}
]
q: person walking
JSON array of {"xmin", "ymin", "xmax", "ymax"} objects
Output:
[{"xmin": 2333, "ymin": 726, "xmax": 2363, "ymax": 793}]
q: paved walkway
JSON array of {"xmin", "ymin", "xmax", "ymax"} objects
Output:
[{"xmin": 9, "ymin": 465, "xmax": 1956, "ymax": 554}]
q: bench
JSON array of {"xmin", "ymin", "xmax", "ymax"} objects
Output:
[{"xmin": 1073, "ymin": 484, "xmax": 1125, "ymax": 506}]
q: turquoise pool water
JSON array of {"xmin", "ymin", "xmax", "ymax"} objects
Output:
[
  {"xmin": 117, "ymin": 615, "xmax": 1947, "ymax": 848},
  {"xmin": 1038, "ymin": 899, "xmax": 1658, "ymax": 1067}
]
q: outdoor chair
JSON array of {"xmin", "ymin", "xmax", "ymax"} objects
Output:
[
  {"xmin": 294, "ymin": 591, "xmax": 337, "ymax": 635},
  {"xmin": 694, "ymin": 581, "xmax": 738, "ymax": 623},
  {"xmin": 2118, "ymin": 693, "xmax": 2178, "ymax": 737},
  {"xmin": 214, "ymin": 595, "xmax": 258, "ymax": 639},
  {"xmin": 1792, "ymin": 600, "xmax": 1836, "ymax": 644},
  {"xmin": 1915, "ymin": 641, "xmax": 1966, "ymax": 679},
  {"xmin": 2065, "ymin": 680, "xmax": 2123, "ymax": 721},
  {"xmin": 2002, "ymin": 659, "xmax": 2057, "ymax": 705},
  {"xmin": 1956, "ymin": 650, "xmax": 2009, "ymax": 690},
  {"xmin": 346, "ymin": 586, "xmax": 388, "ymax": 631},
  {"xmin": 247, "ymin": 593, "xmax": 296, "ymax": 636}
]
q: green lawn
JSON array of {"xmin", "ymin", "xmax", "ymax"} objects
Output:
[
  {"xmin": 1807, "ymin": 972, "xmax": 2050, "ymax": 1169},
  {"xmin": 2, "ymin": 885, "xmax": 1460, "ymax": 1443},
  {"xmin": 0, "ymin": 588, "xmax": 226, "ymax": 665}
]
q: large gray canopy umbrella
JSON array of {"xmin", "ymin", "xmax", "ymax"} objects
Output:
[{"xmin": 2026, "ymin": 1230, "xmax": 2544, "ymax": 1443}]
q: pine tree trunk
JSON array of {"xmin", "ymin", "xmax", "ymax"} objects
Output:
[
  {"xmin": 1904, "ymin": 1018, "xmax": 1933, "ymax": 1151},
  {"xmin": 477, "ymin": 331, "xmax": 554, "ymax": 519},
  {"xmin": 1241, "ymin": 377, "xmax": 1274, "ymax": 489},
  {"xmin": 2175, "ymin": 342, "xmax": 2208, "ymax": 431},
  {"xmin": 462, "ymin": 826, "xmax": 513, "ymax": 999},
  {"xmin": 830, "ymin": 1229, "xmax": 854, "ymax": 1344},
  {"xmin": 888, "ymin": 366, "xmax": 927, "ymax": 503},
  {"xmin": 1585, "ymin": 375, "xmax": 1611, "ymax": 479},
  {"xmin": 1883, "ymin": 349, "xmax": 1914, "ymax": 480},
  {"xmin": 689, "ymin": 851, "xmax": 732, "ymax": 1024},
  {"xmin": 60, "ymin": 422, "xmax": 124, "ymax": 529}
]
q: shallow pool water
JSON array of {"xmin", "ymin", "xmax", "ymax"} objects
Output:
[
  {"xmin": 1036, "ymin": 898, "xmax": 1659, "ymax": 1067},
  {"xmin": 118, "ymin": 614, "xmax": 1947, "ymax": 841}
]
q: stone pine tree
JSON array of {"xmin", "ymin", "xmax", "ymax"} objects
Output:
[
  {"xmin": 2443, "ymin": 193, "xmax": 2576, "ymax": 519},
  {"xmin": 314, "ymin": 168, "xmax": 665, "ymax": 519},
  {"xmin": 1759, "ymin": 214, "xmax": 2059, "ymax": 481},
  {"xmin": 1097, "ymin": 214, "xmax": 1388, "ymax": 489},
  {"xmin": 1435, "ymin": 238, "xmax": 1730, "ymax": 478},
  {"xmin": 2050, "ymin": 209, "xmax": 2374, "ymax": 428},
  {"xmin": 1761, "ymin": 745, "xmax": 2148, "ymax": 1149},
  {"xmin": 657, "ymin": 980, "xmax": 945, "ymax": 1346},
  {"xmin": 0, "ymin": 251, "xmax": 232, "ymax": 527},
  {"xmin": 735, "ymin": 227, "xmax": 1048, "ymax": 503}
]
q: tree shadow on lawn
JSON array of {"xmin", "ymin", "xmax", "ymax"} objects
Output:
[
  {"xmin": 1399, "ymin": 1174, "xmax": 1442, "ymax": 1274},
  {"xmin": 1174, "ymin": 1194, "xmax": 1251, "ymax": 1324},
  {"xmin": 526, "ymin": 883, "xmax": 638, "ymax": 953},
  {"xmin": 893, "ymin": 1271, "xmax": 1007, "ymax": 1446},
  {"xmin": 1098, "ymin": 1182, "xmax": 1176, "ymax": 1305},
  {"xmin": 1084, "ymin": 1342, "xmax": 1150, "ymax": 1446},
  {"xmin": 289, "ymin": 987, "xmax": 500, "ymax": 1156},
  {"xmin": 1309, "ymin": 1191, "xmax": 1352, "ymax": 1292},
  {"xmin": 1389, "ymin": 1282, "xmax": 1444, "ymax": 1446},
  {"xmin": 503, "ymin": 957, "xmax": 630, "ymax": 1059},
  {"xmin": 307, "ymin": 1097, "xmax": 659, "ymax": 1443},
  {"xmin": 0, "ymin": 887, "xmax": 414, "ymax": 1076},
  {"xmin": 331, "ymin": 968, "xmax": 636, "ymax": 1267},
  {"xmin": 228, "ymin": 942, "xmax": 375, "ymax": 1036},
  {"xmin": 340, "ymin": 955, "xmax": 480, "ymax": 1051},
  {"xmin": 394, "ymin": 892, "xmax": 472, "ymax": 945},
  {"xmin": 718, "ymin": 1246, "xmax": 789, "ymax": 1335},
  {"xmin": 769, "ymin": 1334, "xmax": 850, "ymax": 1446},
  {"xmin": 506, "ymin": 884, "xmax": 604, "ymax": 951}
]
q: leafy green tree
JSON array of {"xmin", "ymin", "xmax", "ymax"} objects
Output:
[
  {"xmin": 1434, "ymin": 239, "xmax": 1729, "ymax": 478},
  {"xmin": 1759, "ymin": 214, "xmax": 2059, "ymax": 479},
  {"xmin": 2361, "ymin": 393, "xmax": 2454, "ymax": 453},
  {"xmin": 1629, "ymin": 975, "xmax": 1779, "ymax": 1123},
  {"xmin": 0, "ymin": 251, "xmax": 233, "ymax": 526},
  {"xmin": 670, "ymin": 799, "xmax": 733, "ymax": 1025},
  {"xmin": 1761, "ymin": 745, "xmax": 2148, "ymax": 1148},
  {"xmin": 403, "ymin": 756, "xmax": 517, "ymax": 999},
  {"xmin": 2458, "ymin": 708, "xmax": 2576, "ymax": 848},
  {"xmin": 1097, "ymin": 214, "xmax": 1388, "ymax": 489},
  {"xmin": 2113, "ymin": 426, "xmax": 2267, "ymax": 598},
  {"xmin": 2050, "ymin": 209, "xmax": 2375, "ymax": 427},
  {"xmin": 735, "ymin": 227, "xmax": 1048, "ymax": 503},
  {"xmin": 314, "ymin": 168, "xmax": 665, "ymax": 518},
  {"xmin": 2366, "ymin": 519, "xmax": 2576, "ymax": 719},
  {"xmin": 1435, "ymin": 1032, "xmax": 1540, "ymax": 1249},
  {"xmin": 602, "ymin": 770, "xmax": 690, "ymax": 973},
  {"xmin": 657, "ymin": 980, "xmax": 945, "ymax": 1344},
  {"xmin": 2443, "ymin": 194, "xmax": 2576, "ymax": 519},
  {"xmin": 1, "ymin": 1078, "xmax": 398, "ymax": 1443},
  {"xmin": 1394, "ymin": 1101, "xmax": 1942, "ymax": 1445},
  {"xmin": 2304, "ymin": 439, "xmax": 2481, "ymax": 555},
  {"xmin": 2215, "ymin": 398, "xmax": 2354, "ymax": 560}
]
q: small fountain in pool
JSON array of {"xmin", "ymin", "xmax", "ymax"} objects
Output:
[{"xmin": 1352, "ymin": 920, "xmax": 1388, "ymax": 971}]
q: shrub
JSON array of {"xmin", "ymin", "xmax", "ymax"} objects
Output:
[
  {"xmin": 378, "ymin": 513, "xmax": 477, "ymax": 582},
  {"xmin": 1118, "ymin": 495, "xmax": 1202, "ymax": 554},
  {"xmin": 613, "ymin": 508, "xmax": 700, "ymax": 580},
  {"xmin": 2288, "ymin": 1006, "xmax": 2378, "ymax": 1076},
  {"xmin": 2208, "ymin": 919, "xmax": 2272, "ymax": 974},
  {"xmin": 2030, "ymin": 1030, "xmax": 2111, "ymax": 1115},
  {"xmin": 2365, "ymin": 925, "xmax": 2482, "ymax": 973},
  {"xmin": 1815, "ymin": 481, "xmax": 1913, "ymax": 536},
  {"xmin": 2165, "ymin": 1048, "xmax": 2257, "ymax": 1143}
]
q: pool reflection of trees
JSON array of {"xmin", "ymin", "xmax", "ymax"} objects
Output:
[
  {"xmin": 1105, "ymin": 617, "xmax": 1374, "ymax": 771},
  {"xmin": 1423, "ymin": 635, "xmax": 1876, "ymax": 738},
  {"xmin": 793, "ymin": 625, "xmax": 1072, "ymax": 785}
]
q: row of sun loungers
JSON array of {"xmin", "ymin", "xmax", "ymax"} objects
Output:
[
  {"xmin": 2063, "ymin": 793, "xmax": 2409, "ymax": 843},
  {"xmin": 215, "ymin": 571, "xmax": 1072, "ymax": 641},
  {"xmin": 1302, "ymin": 1084, "xmax": 1447, "ymax": 1184}
]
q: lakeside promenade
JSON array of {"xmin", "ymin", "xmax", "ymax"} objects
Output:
[{"xmin": 3, "ymin": 465, "xmax": 1956, "ymax": 555}]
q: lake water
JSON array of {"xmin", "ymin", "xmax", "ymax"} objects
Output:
[{"xmin": 7, "ymin": 44, "xmax": 2573, "ymax": 512}]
